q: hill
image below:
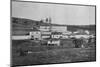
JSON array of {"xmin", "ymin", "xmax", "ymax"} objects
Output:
[{"xmin": 11, "ymin": 17, "xmax": 96, "ymax": 35}]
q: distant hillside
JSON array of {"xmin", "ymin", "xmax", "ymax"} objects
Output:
[
  {"xmin": 12, "ymin": 17, "xmax": 96, "ymax": 35},
  {"xmin": 67, "ymin": 25, "xmax": 96, "ymax": 32}
]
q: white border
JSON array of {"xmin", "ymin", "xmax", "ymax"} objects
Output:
[{"xmin": 0, "ymin": 0, "xmax": 100, "ymax": 67}]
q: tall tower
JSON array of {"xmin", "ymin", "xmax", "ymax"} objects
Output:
[{"xmin": 45, "ymin": 17, "xmax": 52, "ymax": 32}]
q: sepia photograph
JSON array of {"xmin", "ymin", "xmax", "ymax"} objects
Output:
[{"xmin": 11, "ymin": 0, "xmax": 96, "ymax": 67}]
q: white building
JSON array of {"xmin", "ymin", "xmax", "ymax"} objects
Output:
[
  {"xmin": 62, "ymin": 31, "xmax": 72, "ymax": 35},
  {"xmin": 47, "ymin": 40, "xmax": 60, "ymax": 46},
  {"xmin": 41, "ymin": 31, "xmax": 51, "ymax": 34},
  {"xmin": 29, "ymin": 31, "xmax": 41, "ymax": 40},
  {"xmin": 39, "ymin": 26, "xmax": 67, "ymax": 32},
  {"xmin": 73, "ymin": 29, "xmax": 90, "ymax": 35},
  {"xmin": 41, "ymin": 31, "xmax": 51, "ymax": 39},
  {"xmin": 39, "ymin": 26, "xmax": 50, "ymax": 31},
  {"xmin": 51, "ymin": 35, "xmax": 62, "ymax": 39}
]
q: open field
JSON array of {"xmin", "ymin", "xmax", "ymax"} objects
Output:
[{"xmin": 11, "ymin": 40, "xmax": 96, "ymax": 67}]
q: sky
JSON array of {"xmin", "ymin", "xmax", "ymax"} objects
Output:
[{"xmin": 12, "ymin": 1, "xmax": 95, "ymax": 25}]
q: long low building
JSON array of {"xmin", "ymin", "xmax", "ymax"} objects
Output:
[{"xmin": 39, "ymin": 25, "xmax": 67, "ymax": 32}]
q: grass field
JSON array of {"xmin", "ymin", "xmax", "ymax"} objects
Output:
[{"xmin": 11, "ymin": 40, "xmax": 96, "ymax": 67}]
